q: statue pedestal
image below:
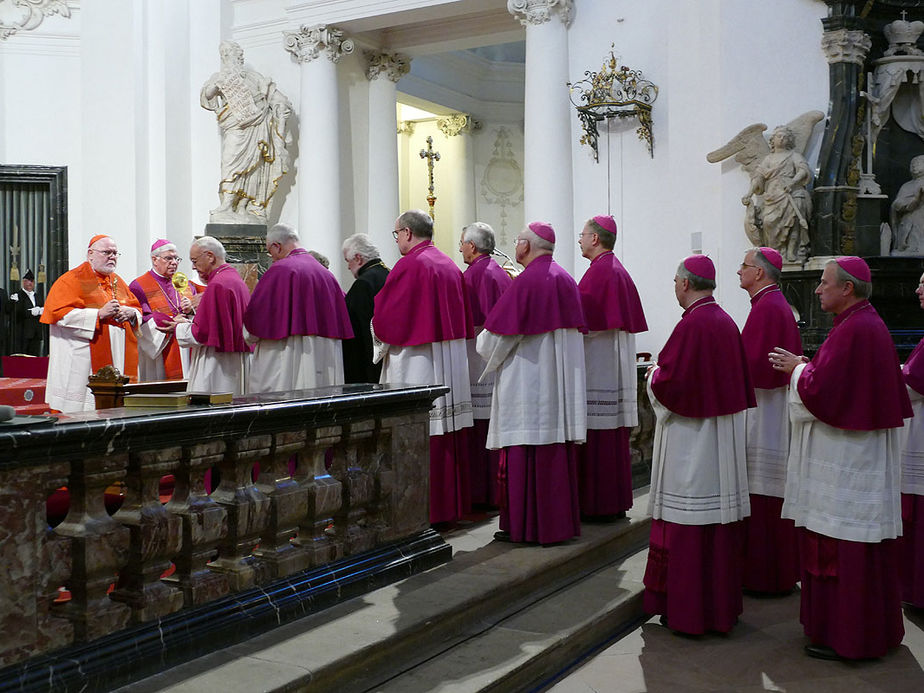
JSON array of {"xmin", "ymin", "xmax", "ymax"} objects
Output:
[
  {"xmin": 202, "ymin": 223, "xmax": 268, "ymax": 291},
  {"xmin": 856, "ymin": 195, "xmax": 889, "ymax": 257}
]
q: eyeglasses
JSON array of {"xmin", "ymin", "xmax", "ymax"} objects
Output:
[
  {"xmin": 91, "ymin": 249, "xmax": 121, "ymax": 258},
  {"xmin": 740, "ymin": 263, "xmax": 758, "ymax": 269},
  {"xmin": 158, "ymin": 255, "xmax": 181, "ymax": 264},
  {"xmin": 189, "ymin": 255, "xmax": 202, "ymax": 265}
]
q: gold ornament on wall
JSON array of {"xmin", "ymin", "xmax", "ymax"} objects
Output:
[{"xmin": 568, "ymin": 44, "xmax": 659, "ymax": 161}]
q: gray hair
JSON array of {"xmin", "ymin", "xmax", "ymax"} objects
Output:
[
  {"xmin": 585, "ymin": 218, "xmax": 616, "ymax": 250},
  {"xmin": 397, "ymin": 209, "xmax": 433, "ymax": 240},
  {"xmin": 750, "ymin": 247, "xmax": 781, "ymax": 283},
  {"xmin": 342, "ymin": 233, "xmax": 380, "ymax": 263},
  {"xmin": 150, "ymin": 242, "xmax": 177, "ymax": 259},
  {"xmin": 267, "ymin": 223, "xmax": 300, "ymax": 245},
  {"xmin": 462, "ymin": 222, "xmax": 496, "ymax": 254},
  {"xmin": 192, "ymin": 236, "xmax": 226, "ymax": 261},
  {"xmin": 308, "ymin": 250, "xmax": 329, "ymax": 268},
  {"xmin": 676, "ymin": 261, "xmax": 716, "ymax": 291},
  {"xmin": 522, "ymin": 228, "xmax": 554, "ymax": 252},
  {"xmin": 826, "ymin": 259, "xmax": 872, "ymax": 299}
]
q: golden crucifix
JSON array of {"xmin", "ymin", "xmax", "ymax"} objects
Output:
[{"xmin": 419, "ymin": 136, "xmax": 440, "ymax": 220}]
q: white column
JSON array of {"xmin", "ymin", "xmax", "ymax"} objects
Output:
[
  {"xmin": 81, "ymin": 0, "xmax": 143, "ymax": 275},
  {"xmin": 364, "ymin": 51, "xmax": 409, "ymax": 261},
  {"xmin": 509, "ymin": 0, "xmax": 575, "ymax": 272},
  {"xmin": 187, "ymin": 0, "xmax": 223, "ymax": 245},
  {"xmin": 284, "ymin": 25, "xmax": 353, "ymax": 283},
  {"xmin": 438, "ymin": 114, "xmax": 480, "ymax": 240}
]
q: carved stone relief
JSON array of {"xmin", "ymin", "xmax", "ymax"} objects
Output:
[
  {"xmin": 507, "ymin": 0, "xmax": 573, "ymax": 27},
  {"xmin": 0, "ymin": 0, "xmax": 70, "ymax": 40},
  {"xmin": 437, "ymin": 114, "xmax": 482, "ymax": 138},
  {"xmin": 284, "ymin": 24, "xmax": 354, "ymax": 64},
  {"xmin": 364, "ymin": 51, "xmax": 410, "ymax": 83},
  {"xmin": 480, "ymin": 127, "xmax": 524, "ymax": 243}
]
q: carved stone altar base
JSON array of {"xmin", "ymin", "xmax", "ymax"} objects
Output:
[{"xmin": 0, "ymin": 383, "xmax": 450, "ymax": 691}]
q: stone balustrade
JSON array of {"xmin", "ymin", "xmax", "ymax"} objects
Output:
[{"xmin": 0, "ymin": 383, "xmax": 449, "ymax": 692}]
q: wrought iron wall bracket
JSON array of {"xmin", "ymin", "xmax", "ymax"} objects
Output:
[{"xmin": 569, "ymin": 46, "xmax": 659, "ymax": 160}]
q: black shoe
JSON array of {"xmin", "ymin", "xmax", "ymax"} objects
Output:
[
  {"xmin": 804, "ymin": 644, "xmax": 842, "ymax": 661},
  {"xmin": 658, "ymin": 615, "xmax": 701, "ymax": 637},
  {"xmin": 493, "ymin": 530, "xmax": 512, "ymax": 542}
]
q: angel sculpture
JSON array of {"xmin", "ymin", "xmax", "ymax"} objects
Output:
[{"xmin": 707, "ymin": 111, "xmax": 824, "ymax": 264}]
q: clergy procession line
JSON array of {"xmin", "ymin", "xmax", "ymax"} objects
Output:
[{"xmin": 38, "ymin": 212, "xmax": 924, "ymax": 664}]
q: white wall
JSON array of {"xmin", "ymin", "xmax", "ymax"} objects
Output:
[
  {"xmin": 1, "ymin": 9, "xmax": 82, "ymax": 273},
  {"xmin": 568, "ymin": 0, "xmax": 829, "ymax": 355}
]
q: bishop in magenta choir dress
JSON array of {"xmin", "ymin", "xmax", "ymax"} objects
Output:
[
  {"xmin": 477, "ymin": 221, "xmax": 587, "ymax": 545},
  {"xmin": 644, "ymin": 255, "xmax": 754, "ymax": 635}
]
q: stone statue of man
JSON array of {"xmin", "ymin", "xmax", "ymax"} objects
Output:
[
  {"xmin": 201, "ymin": 41, "xmax": 292, "ymax": 224},
  {"xmin": 890, "ymin": 155, "xmax": 924, "ymax": 255}
]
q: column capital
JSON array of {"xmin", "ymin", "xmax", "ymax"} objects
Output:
[
  {"xmin": 507, "ymin": 0, "xmax": 573, "ymax": 28},
  {"xmin": 364, "ymin": 50, "xmax": 411, "ymax": 82},
  {"xmin": 821, "ymin": 28, "xmax": 871, "ymax": 66},
  {"xmin": 284, "ymin": 24, "xmax": 354, "ymax": 64},
  {"xmin": 437, "ymin": 113, "xmax": 482, "ymax": 137}
]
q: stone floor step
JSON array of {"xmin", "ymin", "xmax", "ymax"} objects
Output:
[
  {"xmin": 372, "ymin": 549, "xmax": 649, "ymax": 693},
  {"xmin": 121, "ymin": 499, "xmax": 651, "ymax": 693}
]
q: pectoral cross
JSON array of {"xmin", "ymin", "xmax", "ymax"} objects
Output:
[{"xmin": 419, "ymin": 136, "xmax": 440, "ymax": 220}]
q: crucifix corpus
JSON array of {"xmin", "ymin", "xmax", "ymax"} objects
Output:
[{"xmin": 419, "ymin": 136, "xmax": 440, "ymax": 219}]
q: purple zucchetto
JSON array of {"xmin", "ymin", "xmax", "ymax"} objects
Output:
[
  {"xmin": 528, "ymin": 221, "xmax": 556, "ymax": 245},
  {"xmin": 758, "ymin": 247, "xmax": 783, "ymax": 271},
  {"xmin": 835, "ymin": 256, "xmax": 871, "ymax": 283},
  {"xmin": 593, "ymin": 215, "xmax": 618, "ymax": 236},
  {"xmin": 682, "ymin": 254, "xmax": 715, "ymax": 281},
  {"xmin": 151, "ymin": 239, "xmax": 176, "ymax": 255}
]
